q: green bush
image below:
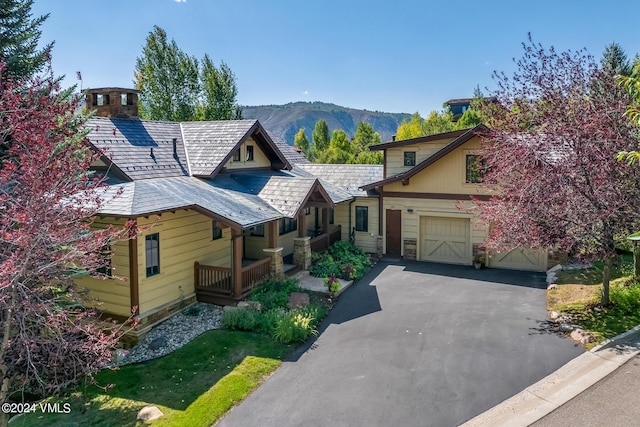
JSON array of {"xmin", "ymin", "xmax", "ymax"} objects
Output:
[
  {"xmin": 309, "ymin": 254, "xmax": 342, "ymax": 278},
  {"xmin": 223, "ymin": 309, "xmax": 260, "ymax": 331},
  {"xmin": 273, "ymin": 311, "xmax": 317, "ymax": 343},
  {"xmin": 611, "ymin": 281, "xmax": 640, "ymax": 313},
  {"xmin": 310, "ymin": 241, "xmax": 371, "ymax": 280},
  {"xmin": 249, "ymin": 277, "xmax": 302, "ymax": 311}
]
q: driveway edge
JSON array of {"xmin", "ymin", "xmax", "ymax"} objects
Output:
[{"xmin": 460, "ymin": 325, "xmax": 640, "ymax": 427}]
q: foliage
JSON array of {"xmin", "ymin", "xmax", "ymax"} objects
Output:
[
  {"xmin": 323, "ymin": 275, "xmax": 341, "ymax": 293},
  {"xmin": 479, "ymin": 34, "xmax": 640, "ymax": 306},
  {"xmin": 601, "ymin": 42, "xmax": 631, "ymax": 77},
  {"xmin": 248, "ymin": 277, "xmax": 300, "ymax": 311},
  {"xmin": 0, "ymin": 62, "xmax": 134, "ymax": 423},
  {"xmin": 294, "ymin": 127, "xmax": 310, "ymax": 156},
  {"xmin": 135, "ymin": 26, "xmax": 240, "ymax": 122},
  {"xmin": 310, "ymin": 241, "xmax": 371, "ymax": 281},
  {"xmin": 0, "ymin": 0, "xmax": 52, "ymax": 81},
  {"xmin": 316, "ymin": 129, "xmax": 352, "ymax": 163},
  {"xmin": 273, "ymin": 311, "xmax": 317, "ymax": 344},
  {"xmin": 309, "ymin": 119, "xmax": 330, "ymax": 161},
  {"xmin": 16, "ymin": 330, "xmax": 290, "ymax": 427},
  {"xmin": 610, "ymin": 280, "xmax": 640, "ymax": 313},
  {"xmin": 222, "ymin": 309, "xmax": 261, "ymax": 331}
]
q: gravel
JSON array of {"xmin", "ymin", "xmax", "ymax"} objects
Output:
[{"xmin": 114, "ymin": 302, "xmax": 224, "ymax": 366}]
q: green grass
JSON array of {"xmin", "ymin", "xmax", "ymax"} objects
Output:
[{"xmin": 12, "ymin": 330, "xmax": 291, "ymax": 427}]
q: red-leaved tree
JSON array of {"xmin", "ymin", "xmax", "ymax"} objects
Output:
[
  {"xmin": 478, "ymin": 35, "xmax": 640, "ymax": 306},
  {"xmin": 0, "ymin": 64, "xmax": 133, "ymax": 425}
]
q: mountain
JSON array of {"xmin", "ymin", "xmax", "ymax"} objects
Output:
[{"xmin": 242, "ymin": 101, "xmax": 412, "ymax": 145}]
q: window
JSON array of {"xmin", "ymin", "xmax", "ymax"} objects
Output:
[
  {"xmin": 279, "ymin": 218, "xmax": 297, "ymax": 235},
  {"xmin": 96, "ymin": 244, "xmax": 112, "ymax": 277},
  {"xmin": 121, "ymin": 93, "xmax": 134, "ymax": 106},
  {"xmin": 250, "ymin": 224, "xmax": 264, "ymax": 236},
  {"xmin": 355, "ymin": 206, "xmax": 368, "ymax": 232},
  {"xmin": 145, "ymin": 233, "xmax": 160, "ymax": 277},
  {"xmin": 465, "ymin": 154, "xmax": 487, "ymax": 184},
  {"xmin": 212, "ymin": 221, "xmax": 223, "ymax": 240},
  {"xmin": 305, "ymin": 207, "xmax": 311, "ymax": 215},
  {"xmin": 246, "ymin": 145, "xmax": 254, "ymax": 161},
  {"xmin": 329, "ymin": 208, "xmax": 334, "ymax": 225},
  {"xmin": 404, "ymin": 151, "xmax": 416, "ymax": 167},
  {"xmin": 95, "ymin": 94, "xmax": 110, "ymax": 106},
  {"xmin": 232, "ymin": 149, "xmax": 241, "ymax": 162}
]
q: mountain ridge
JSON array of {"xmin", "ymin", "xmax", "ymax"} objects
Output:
[{"xmin": 242, "ymin": 101, "xmax": 412, "ymax": 145}]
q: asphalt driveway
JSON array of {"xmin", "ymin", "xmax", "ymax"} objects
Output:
[{"xmin": 218, "ymin": 260, "xmax": 584, "ymax": 427}]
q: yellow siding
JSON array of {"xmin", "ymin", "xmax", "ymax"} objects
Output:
[
  {"xmin": 382, "ymin": 197, "xmax": 485, "ymax": 260},
  {"xmin": 385, "ymin": 138, "xmax": 457, "ymax": 176},
  {"xmin": 136, "ymin": 210, "xmax": 231, "ymax": 315},
  {"xmin": 75, "ymin": 218, "xmax": 131, "ymax": 317},
  {"xmin": 385, "ymin": 136, "xmax": 492, "ymax": 197},
  {"xmin": 331, "ymin": 198, "xmax": 380, "ymax": 253},
  {"xmin": 223, "ymin": 137, "xmax": 271, "ymax": 169},
  {"xmin": 279, "ymin": 228, "xmax": 298, "ymax": 257},
  {"xmin": 244, "ymin": 233, "xmax": 269, "ymax": 259}
]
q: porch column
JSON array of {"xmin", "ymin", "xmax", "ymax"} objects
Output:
[
  {"xmin": 232, "ymin": 231, "xmax": 243, "ymax": 298},
  {"xmin": 263, "ymin": 247, "xmax": 284, "ymax": 278},
  {"xmin": 294, "ymin": 236, "xmax": 312, "ymax": 270},
  {"xmin": 298, "ymin": 212, "xmax": 306, "ymax": 237},
  {"xmin": 268, "ymin": 220, "xmax": 278, "ymax": 248},
  {"xmin": 322, "ymin": 208, "xmax": 329, "ymax": 235}
]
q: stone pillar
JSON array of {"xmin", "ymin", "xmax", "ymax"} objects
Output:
[
  {"xmin": 263, "ymin": 247, "xmax": 284, "ymax": 278},
  {"xmin": 403, "ymin": 238, "xmax": 417, "ymax": 261},
  {"xmin": 293, "ymin": 236, "xmax": 312, "ymax": 270},
  {"xmin": 376, "ymin": 235, "xmax": 383, "ymax": 260}
]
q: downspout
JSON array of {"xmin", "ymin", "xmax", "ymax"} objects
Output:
[{"xmin": 348, "ymin": 198, "xmax": 355, "ymax": 245}]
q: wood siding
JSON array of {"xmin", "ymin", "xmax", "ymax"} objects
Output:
[
  {"xmin": 136, "ymin": 210, "xmax": 231, "ymax": 315},
  {"xmin": 333, "ymin": 197, "xmax": 379, "ymax": 253},
  {"xmin": 385, "ymin": 138, "xmax": 457, "ymax": 177},
  {"xmin": 223, "ymin": 137, "xmax": 271, "ymax": 169},
  {"xmin": 74, "ymin": 218, "xmax": 131, "ymax": 317}
]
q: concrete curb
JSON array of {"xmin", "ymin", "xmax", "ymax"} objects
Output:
[{"xmin": 460, "ymin": 325, "xmax": 640, "ymax": 427}]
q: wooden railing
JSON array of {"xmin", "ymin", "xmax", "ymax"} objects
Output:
[
  {"xmin": 194, "ymin": 262, "xmax": 232, "ymax": 296},
  {"xmin": 310, "ymin": 233, "xmax": 329, "ymax": 253},
  {"xmin": 329, "ymin": 225, "xmax": 342, "ymax": 245},
  {"xmin": 241, "ymin": 257, "xmax": 271, "ymax": 295}
]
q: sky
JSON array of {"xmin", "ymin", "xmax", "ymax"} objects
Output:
[{"xmin": 31, "ymin": 0, "xmax": 640, "ymax": 115}]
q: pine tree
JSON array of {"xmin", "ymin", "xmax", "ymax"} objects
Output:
[
  {"xmin": 0, "ymin": 0, "xmax": 52, "ymax": 81},
  {"xmin": 294, "ymin": 128, "xmax": 310, "ymax": 156}
]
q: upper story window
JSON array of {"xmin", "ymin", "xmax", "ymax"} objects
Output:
[
  {"xmin": 404, "ymin": 151, "xmax": 416, "ymax": 167},
  {"xmin": 305, "ymin": 207, "xmax": 311, "ymax": 215},
  {"xmin": 93, "ymin": 94, "xmax": 110, "ymax": 106},
  {"xmin": 250, "ymin": 224, "xmax": 264, "ymax": 236},
  {"xmin": 355, "ymin": 206, "xmax": 368, "ymax": 232},
  {"xmin": 232, "ymin": 149, "xmax": 241, "ymax": 162},
  {"xmin": 121, "ymin": 93, "xmax": 134, "ymax": 106},
  {"xmin": 465, "ymin": 154, "xmax": 487, "ymax": 184},
  {"xmin": 145, "ymin": 233, "xmax": 160, "ymax": 277},
  {"xmin": 246, "ymin": 145, "xmax": 254, "ymax": 161},
  {"xmin": 279, "ymin": 218, "xmax": 297, "ymax": 235},
  {"xmin": 212, "ymin": 221, "xmax": 223, "ymax": 240}
]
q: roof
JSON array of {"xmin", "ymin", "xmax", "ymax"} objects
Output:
[
  {"xmin": 362, "ymin": 125, "xmax": 488, "ymax": 190},
  {"xmin": 444, "ymin": 97, "xmax": 497, "ymax": 105},
  {"xmin": 294, "ymin": 164, "xmax": 383, "ymax": 197},
  {"xmin": 87, "ymin": 117, "xmax": 189, "ymax": 180},
  {"xmin": 369, "ymin": 129, "xmax": 468, "ymax": 150},
  {"xmin": 268, "ymin": 132, "xmax": 310, "ymax": 165},
  {"xmin": 85, "ymin": 87, "xmax": 141, "ymax": 93}
]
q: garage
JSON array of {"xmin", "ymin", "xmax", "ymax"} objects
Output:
[
  {"xmin": 488, "ymin": 247, "xmax": 548, "ymax": 272},
  {"xmin": 419, "ymin": 216, "xmax": 471, "ymax": 264}
]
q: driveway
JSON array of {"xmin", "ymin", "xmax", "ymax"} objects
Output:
[{"xmin": 218, "ymin": 260, "xmax": 584, "ymax": 427}]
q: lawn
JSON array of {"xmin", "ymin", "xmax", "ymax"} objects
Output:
[
  {"xmin": 12, "ymin": 330, "xmax": 291, "ymax": 427},
  {"xmin": 547, "ymin": 254, "xmax": 640, "ymax": 348}
]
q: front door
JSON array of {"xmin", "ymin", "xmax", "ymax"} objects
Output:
[{"xmin": 386, "ymin": 209, "xmax": 402, "ymax": 256}]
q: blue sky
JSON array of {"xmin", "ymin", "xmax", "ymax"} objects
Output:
[{"xmin": 32, "ymin": 0, "xmax": 640, "ymax": 114}]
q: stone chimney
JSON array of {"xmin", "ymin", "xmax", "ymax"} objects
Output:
[{"xmin": 85, "ymin": 87, "xmax": 141, "ymax": 118}]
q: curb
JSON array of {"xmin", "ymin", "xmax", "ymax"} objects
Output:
[{"xmin": 460, "ymin": 324, "xmax": 640, "ymax": 427}]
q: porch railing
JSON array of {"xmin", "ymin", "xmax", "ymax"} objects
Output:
[
  {"xmin": 329, "ymin": 225, "xmax": 342, "ymax": 245},
  {"xmin": 194, "ymin": 262, "xmax": 232, "ymax": 296},
  {"xmin": 311, "ymin": 225, "xmax": 342, "ymax": 253},
  {"xmin": 241, "ymin": 257, "xmax": 271, "ymax": 295}
]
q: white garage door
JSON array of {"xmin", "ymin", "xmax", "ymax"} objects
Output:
[
  {"xmin": 420, "ymin": 216, "xmax": 471, "ymax": 265},
  {"xmin": 488, "ymin": 247, "xmax": 548, "ymax": 272}
]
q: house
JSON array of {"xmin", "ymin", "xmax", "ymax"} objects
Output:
[
  {"xmin": 362, "ymin": 125, "xmax": 563, "ymax": 271},
  {"xmin": 76, "ymin": 88, "xmax": 381, "ymax": 336},
  {"xmin": 444, "ymin": 97, "xmax": 497, "ymax": 121}
]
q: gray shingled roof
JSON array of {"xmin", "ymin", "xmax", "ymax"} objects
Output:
[
  {"xmin": 97, "ymin": 176, "xmax": 283, "ymax": 228},
  {"xmin": 180, "ymin": 120, "xmax": 257, "ymax": 176},
  {"xmin": 268, "ymin": 132, "xmax": 310, "ymax": 165},
  {"xmin": 87, "ymin": 117, "xmax": 189, "ymax": 180},
  {"xmin": 294, "ymin": 164, "xmax": 383, "ymax": 197}
]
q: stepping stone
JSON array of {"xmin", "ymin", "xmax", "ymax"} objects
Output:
[{"xmin": 288, "ymin": 292, "xmax": 310, "ymax": 309}]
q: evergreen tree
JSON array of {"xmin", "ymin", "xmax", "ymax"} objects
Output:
[
  {"xmin": 0, "ymin": 0, "xmax": 52, "ymax": 81},
  {"xmin": 601, "ymin": 42, "xmax": 631, "ymax": 76},
  {"xmin": 294, "ymin": 128, "xmax": 309, "ymax": 156}
]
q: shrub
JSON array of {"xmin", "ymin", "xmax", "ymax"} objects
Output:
[
  {"xmin": 611, "ymin": 281, "xmax": 640, "ymax": 313},
  {"xmin": 310, "ymin": 241, "xmax": 371, "ymax": 280},
  {"xmin": 223, "ymin": 309, "xmax": 260, "ymax": 331},
  {"xmin": 309, "ymin": 254, "xmax": 342, "ymax": 278},
  {"xmin": 249, "ymin": 277, "xmax": 302, "ymax": 311},
  {"xmin": 273, "ymin": 311, "xmax": 317, "ymax": 343}
]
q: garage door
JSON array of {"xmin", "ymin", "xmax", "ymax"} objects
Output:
[
  {"xmin": 420, "ymin": 216, "xmax": 471, "ymax": 265},
  {"xmin": 488, "ymin": 247, "xmax": 548, "ymax": 272}
]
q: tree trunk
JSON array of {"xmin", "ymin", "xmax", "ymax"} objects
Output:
[{"xmin": 601, "ymin": 256, "xmax": 612, "ymax": 307}]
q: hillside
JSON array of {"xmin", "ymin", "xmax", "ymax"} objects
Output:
[{"xmin": 242, "ymin": 101, "xmax": 411, "ymax": 145}]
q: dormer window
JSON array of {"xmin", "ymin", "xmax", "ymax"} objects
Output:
[
  {"xmin": 121, "ymin": 93, "xmax": 134, "ymax": 106},
  {"xmin": 94, "ymin": 94, "xmax": 110, "ymax": 106},
  {"xmin": 232, "ymin": 149, "xmax": 241, "ymax": 162},
  {"xmin": 404, "ymin": 151, "xmax": 416, "ymax": 167},
  {"xmin": 246, "ymin": 145, "xmax": 254, "ymax": 162},
  {"xmin": 465, "ymin": 154, "xmax": 488, "ymax": 183}
]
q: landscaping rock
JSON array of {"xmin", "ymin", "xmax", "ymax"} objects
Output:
[
  {"xmin": 546, "ymin": 272, "xmax": 557, "ymax": 284},
  {"xmin": 547, "ymin": 284, "xmax": 558, "ymax": 290},
  {"xmin": 237, "ymin": 301, "xmax": 262, "ymax": 311},
  {"xmin": 547, "ymin": 264, "xmax": 563, "ymax": 273},
  {"xmin": 570, "ymin": 328, "xmax": 597, "ymax": 344},
  {"xmin": 560, "ymin": 323, "xmax": 578, "ymax": 332},
  {"xmin": 148, "ymin": 337, "xmax": 167, "ymax": 351},
  {"xmin": 113, "ymin": 348, "xmax": 130, "ymax": 364},
  {"xmin": 288, "ymin": 292, "xmax": 310, "ymax": 309},
  {"xmin": 548, "ymin": 311, "xmax": 561, "ymax": 321},
  {"xmin": 137, "ymin": 406, "xmax": 164, "ymax": 421}
]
